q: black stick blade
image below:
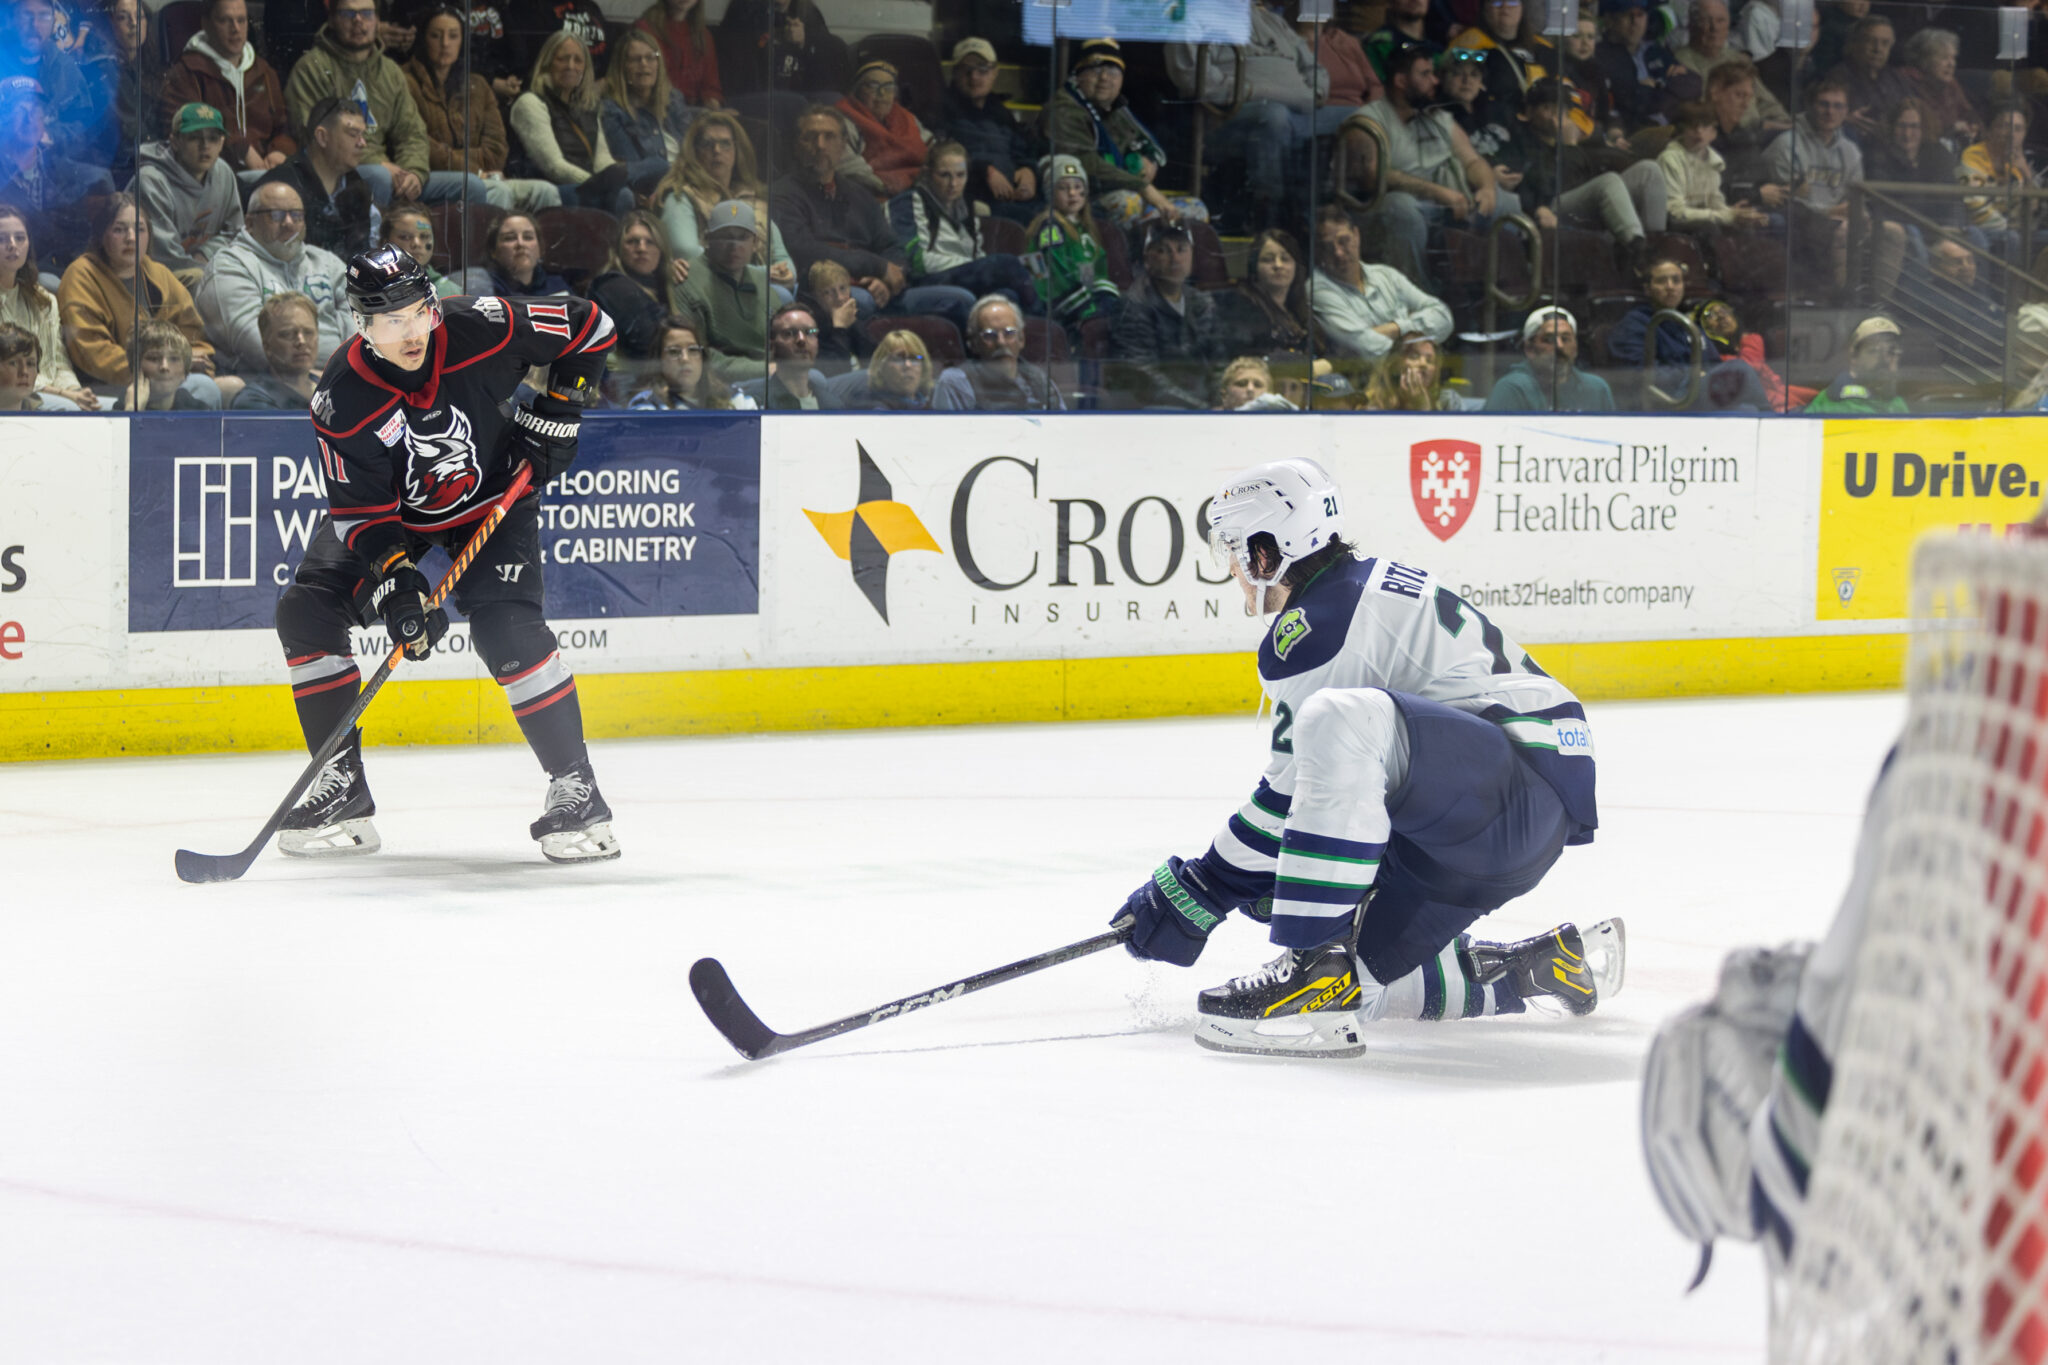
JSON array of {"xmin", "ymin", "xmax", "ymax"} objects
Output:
[
  {"xmin": 174, "ymin": 845, "xmax": 260, "ymax": 884},
  {"xmin": 689, "ymin": 958, "xmax": 783, "ymax": 1061}
]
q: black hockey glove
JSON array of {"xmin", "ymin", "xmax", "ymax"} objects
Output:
[
  {"xmin": 369, "ymin": 559, "xmax": 447, "ymax": 661},
  {"xmin": 509, "ymin": 391, "xmax": 583, "ymax": 487},
  {"xmin": 1118, "ymin": 856, "xmax": 1235, "ymax": 967}
]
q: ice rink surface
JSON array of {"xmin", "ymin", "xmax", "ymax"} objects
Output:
[{"xmin": 0, "ymin": 692, "xmax": 1903, "ymax": 1362}]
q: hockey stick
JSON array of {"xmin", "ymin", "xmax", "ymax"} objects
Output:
[
  {"xmin": 690, "ymin": 918, "xmax": 1136, "ymax": 1061},
  {"xmin": 173, "ymin": 463, "xmax": 536, "ymax": 885}
]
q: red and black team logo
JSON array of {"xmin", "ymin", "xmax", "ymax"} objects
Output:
[
  {"xmin": 1410, "ymin": 438, "xmax": 1481, "ymax": 542},
  {"xmin": 401, "ymin": 407, "xmax": 482, "ymax": 514}
]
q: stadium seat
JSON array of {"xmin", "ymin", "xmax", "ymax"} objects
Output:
[
  {"xmin": 1022, "ymin": 317, "xmax": 1070, "ymax": 365},
  {"xmin": 1548, "ymin": 226, "xmax": 1629, "ymax": 299},
  {"xmin": 428, "ymin": 199, "xmax": 500, "ymax": 276},
  {"xmin": 1096, "ymin": 216, "xmax": 1135, "ymax": 289},
  {"xmin": 536, "ymin": 207, "xmax": 618, "ymax": 286},
  {"xmin": 1718, "ymin": 234, "xmax": 1789, "ymax": 298},
  {"xmin": 865, "ymin": 314, "xmax": 966, "ymax": 368},
  {"xmin": 853, "ymin": 34, "xmax": 946, "ymax": 120},
  {"xmin": 158, "ymin": 0, "xmax": 203, "ymax": 63},
  {"xmin": 980, "ymin": 215, "xmax": 1028, "ymax": 256},
  {"xmin": 1188, "ymin": 220, "xmax": 1231, "ymax": 290}
]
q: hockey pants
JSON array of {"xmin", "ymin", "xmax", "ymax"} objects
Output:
[
  {"xmin": 274, "ymin": 497, "xmax": 589, "ymax": 777},
  {"xmin": 1271, "ymin": 688, "xmax": 1581, "ymax": 1019}
]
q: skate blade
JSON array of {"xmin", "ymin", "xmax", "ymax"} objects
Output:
[
  {"xmin": 1582, "ymin": 917, "xmax": 1627, "ymax": 1004},
  {"xmin": 540, "ymin": 822, "xmax": 621, "ymax": 864},
  {"xmin": 279, "ymin": 818, "xmax": 380, "ymax": 858},
  {"xmin": 1192, "ymin": 1010, "xmax": 1366, "ymax": 1059}
]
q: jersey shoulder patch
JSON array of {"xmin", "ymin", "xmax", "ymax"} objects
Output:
[{"xmin": 1258, "ymin": 554, "xmax": 1372, "ymax": 681}]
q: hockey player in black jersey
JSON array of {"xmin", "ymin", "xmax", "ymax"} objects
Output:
[{"xmin": 274, "ymin": 245, "xmax": 622, "ymax": 863}]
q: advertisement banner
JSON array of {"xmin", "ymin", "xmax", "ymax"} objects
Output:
[
  {"xmin": 127, "ymin": 413, "xmax": 761, "ymax": 634},
  {"xmin": 1816, "ymin": 416, "xmax": 2047, "ymax": 623},
  {"xmin": 0, "ymin": 417, "xmax": 123, "ymax": 690},
  {"xmin": 760, "ymin": 413, "xmax": 1819, "ymax": 668}
]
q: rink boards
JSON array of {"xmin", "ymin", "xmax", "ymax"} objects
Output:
[{"xmin": 0, "ymin": 410, "xmax": 2034, "ymax": 760}]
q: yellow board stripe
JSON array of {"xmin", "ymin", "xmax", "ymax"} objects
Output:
[{"xmin": 0, "ymin": 632, "xmax": 1909, "ymax": 764}]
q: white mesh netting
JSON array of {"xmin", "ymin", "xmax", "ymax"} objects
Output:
[{"xmin": 1774, "ymin": 534, "xmax": 2048, "ymax": 1365}]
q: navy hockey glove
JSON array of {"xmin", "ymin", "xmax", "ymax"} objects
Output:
[
  {"xmin": 1119, "ymin": 856, "xmax": 1235, "ymax": 967},
  {"xmin": 370, "ymin": 559, "xmax": 447, "ymax": 661},
  {"xmin": 510, "ymin": 390, "xmax": 583, "ymax": 487}
]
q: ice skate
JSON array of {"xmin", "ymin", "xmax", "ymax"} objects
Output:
[
  {"xmin": 1192, "ymin": 942, "xmax": 1369, "ymax": 1058},
  {"xmin": 1462, "ymin": 918, "xmax": 1626, "ymax": 1017},
  {"xmin": 278, "ymin": 741, "xmax": 380, "ymax": 858},
  {"xmin": 530, "ymin": 760, "xmax": 621, "ymax": 863}
]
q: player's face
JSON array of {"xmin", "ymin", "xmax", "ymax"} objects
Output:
[{"xmin": 363, "ymin": 299, "xmax": 440, "ymax": 370}]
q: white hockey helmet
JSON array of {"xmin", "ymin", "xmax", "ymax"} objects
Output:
[{"xmin": 1207, "ymin": 458, "xmax": 1343, "ymax": 603}]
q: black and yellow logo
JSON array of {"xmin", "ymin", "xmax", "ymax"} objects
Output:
[{"xmin": 803, "ymin": 443, "xmax": 942, "ymax": 622}]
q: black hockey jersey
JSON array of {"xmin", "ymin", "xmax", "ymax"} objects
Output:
[{"xmin": 309, "ymin": 294, "xmax": 615, "ymax": 570}]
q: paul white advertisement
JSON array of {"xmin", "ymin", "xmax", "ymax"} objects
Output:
[{"xmin": 759, "ymin": 414, "xmax": 1823, "ymax": 668}]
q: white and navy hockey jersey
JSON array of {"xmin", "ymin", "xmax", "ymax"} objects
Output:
[{"xmin": 1200, "ymin": 551, "xmax": 1599, "ymax": 930}]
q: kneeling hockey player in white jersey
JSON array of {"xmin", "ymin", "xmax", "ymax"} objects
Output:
[{"xmin": 1116, "ymin": 458, "xmax": 1625, "ymax": 1057}]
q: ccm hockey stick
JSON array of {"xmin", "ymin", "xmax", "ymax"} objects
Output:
[
  {"xmin": 174, "ymin": 462, "xmax": 536, "ymax": 884},
  {"xmin": 691, "ymin": 918, "xmax": 1135, "ymax": 1061}
]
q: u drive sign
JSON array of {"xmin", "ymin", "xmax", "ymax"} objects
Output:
[{"xmin": 127, "ymin": 413, "xmax": 761, "ymax": 633}]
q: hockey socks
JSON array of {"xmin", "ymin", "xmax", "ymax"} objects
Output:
[
  {"xmin": 1376, "ymin": 937, "xmax": 1526, "ymax": 1021},
  {"xmin": 498, "ymin": 652, "xmax": 589, "ymax": 777},
  {"xmin": 286, "ymin": 651, "xmax": 362, "ymax": 751}
]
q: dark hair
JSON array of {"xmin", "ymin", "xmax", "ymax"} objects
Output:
[
  {"xmin": 88, "ymin": 190, "xmax": 142, "ymax": 258},
  {"xmin": 0, "ymin": 320, "xmax": 38, "ymax": 366},
  {"xmin": 1313, "ymin": 204, "xmax": 1358, "ymax": 235},
  {"xmin": 484, "ymin": 211, "xmax": 544, "ymax": 275},
  {"xmin": 1674, "ymin": 99, "xmax": 1713, "ymax": 130},
  {"xmin": 1241, "ymin": 227, "xmax": 1313, "ymax": 328},
  {"xmin": 797, "ymin": 102, "xmax": 844, "ymax": 132},
  {"xmin": 1808, "ymin": 72, "xmax": 1852, "ymax": 104},
  {"xmin": 1245, "ymin": 533, "xmax": 1355, "ymax": 592},
  {"xmin": 1705, "ymin": 57, "xmax": 1756, "ymax": 93},
  {"xmin": 0, "ymin": 202, "xmax": 50, "ymax": 317},
  {"xmin": 770, "ymin": 300, "xmax": 818, "ymax": 330},
  {"xmin": 409, "ymin": 6, "xmax": 469, "ymax": 94},
  {"xmin": 304, "ymin": 94, "xmax": 359, "ymax": 137},
  {"xmin": 201, "ymin": 0, "xmax": 244, "ymax": 20}
]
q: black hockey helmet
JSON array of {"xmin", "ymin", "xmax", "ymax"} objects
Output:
[{"xmin": 345, "ymin": 244, "xmax": 435, "ymax": 316}]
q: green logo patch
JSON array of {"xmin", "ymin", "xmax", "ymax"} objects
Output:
[{"xmin": 1272, "ymin": 607, "xmax": 1312, "ymax": 661}]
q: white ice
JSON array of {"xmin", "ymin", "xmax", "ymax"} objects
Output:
[{"xmin": 0, "ymin": 692, "xmax": 1901, "ymax": 1362}]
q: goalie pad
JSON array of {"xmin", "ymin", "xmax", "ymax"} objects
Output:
[{"xmin": 1641, "ymin": 942, "xmax": 1812, "ymax": 1288}]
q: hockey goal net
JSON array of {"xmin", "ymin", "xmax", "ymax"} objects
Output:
[{"xmin": 1775, "ymin": 532, "xmax": 2048, "ymax": 1365}]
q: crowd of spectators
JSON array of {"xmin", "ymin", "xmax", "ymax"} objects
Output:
[{"xmin": 4, "ymin": 0, "xmax": 2048, "ymax": 418}]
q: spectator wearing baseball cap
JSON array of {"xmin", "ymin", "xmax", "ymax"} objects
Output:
[
  {"xmin": 135, "ymin": 102, "xmax": 247, "ymax": 285},
  {"xmin": 1804, "ymin": 315, "xmax": 1909, "ymax": 412},
  {"xmin": 0, "ymin": 0, "xmax": 111, "ymax": 162},
  {"xmin": 1106, "ymin": 217, "xmax": 1229, "ymax": 409},
  {"xmin": 0, "ymin": 76, "xmax": 116, "ymax": 269},
  {"xmin": 1046, "ymin": 37, "xmax": 1210, "ymax": 227},
  {"xmin": 1592, "ymin": 0, "xmax": 1686, "ymax": 130},
  {"xmin": 939, "ymin": 36, "xmax": 1047, "ymax": 223},
  {"xmin": 673, "ymin": 197, "xmax": 784, "ymax": 385},
  {"xmin": 1485, "ymin": 306, "xmax": 1617, "ymax": 411}
]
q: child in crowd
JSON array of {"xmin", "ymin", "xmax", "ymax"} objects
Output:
[
  {"xmin": 1658, "ymin": 100, "xmax": 1769, "ymax": 235},
  {"xmin": 1025, "ymin": 153, "xmax": 1121, "ymax": 339},
  {"xmin": 0, "ymin": 323, "xmax": 81, "ymax": 410},
  {"xmin": 117, "ymin": 320, "xmax": 211, "ymax": 410}
]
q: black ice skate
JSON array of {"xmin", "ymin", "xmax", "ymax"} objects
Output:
[
  {"xmin": 278, "ymin": 740, "xmax": 380, "ymax": 858},
  {"xmin": 1462, "ymin": 919, "xmax": 1627, "ymax": 1017},
  {"xmin": 1193, "ymin": 942, "xmax": 1369, "ymax": 1058},
  {"xmin": 530, "ymin": 760, "xmax": 621, "ymax": 863}
]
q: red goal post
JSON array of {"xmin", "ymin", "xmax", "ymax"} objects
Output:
[{"xmin": 1775, "ymin": 531, "xmax": 2048, "ymax": 1365}]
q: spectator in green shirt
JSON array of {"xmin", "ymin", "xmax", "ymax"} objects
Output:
[{"xmin": 1804, "ymin": 315, "xmax": 1909, "ymax": 413}]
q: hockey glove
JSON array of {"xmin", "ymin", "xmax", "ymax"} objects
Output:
[
  {"xmin": 370, "ymin": 559, "xmax": 447, "ymax": 661},
  {"xmin": 1119, "ymin": 856, "xmax": 1235, "ymax": 967},
  {"xmin": 509, "ymin": 391, "xmax": 583, "ymax": 487}
]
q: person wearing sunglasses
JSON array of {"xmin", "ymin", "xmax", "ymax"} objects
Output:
[
  {"xmin": 196, "ymin": 178, "xmax": 354, "ymax": 372},
  {"xmin": 933, "ymin": 292, "xmax": 1063, "ymax": 411}
]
